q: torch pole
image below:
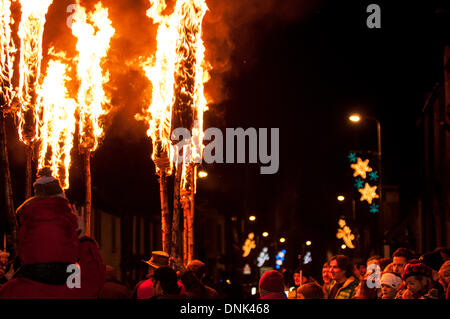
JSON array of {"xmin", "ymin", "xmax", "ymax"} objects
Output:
[
  {"xmin": 183, "ymin": 195, "xmax": 189, "ymax": 266},
  {"xmin": 171, "ymin": 162, "xmax": 182, "ymax": 265},
  {"xmin": 181, "ymin": 164, "xmax": 196, "ymax": 265},
  {"xmin": 159, "ymin": 171, "xmax": 171, "ymax": 254},
  {"xmin": 84, "ymin": 150, "xmax": 91, "ymax": 237},
  {"xmin": 25, "ymin": 144, "xmax": 33, "ymax": 199},
  {"xmin": 0, "ymin": 110, "xmax": 17, "ymax": 254},
  {"xmin": 188, "ymin": 166, "xmax": 195, "ymax": 264}
]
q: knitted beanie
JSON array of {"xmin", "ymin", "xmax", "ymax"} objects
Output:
[
  {"xmin": 33, "ymin": 167, "xmax": 64, "ymax": 198},
  {"xmin": 402, "ymin": 261, "xmax": 433, "ymax": 281},
  {"xmin": 259, "ymin": 270, "xmax": 285, "ymax": 294}
]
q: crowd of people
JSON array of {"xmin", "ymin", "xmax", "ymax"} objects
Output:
[
  {"xmin": 0, "ymin": 168, "xmax": 449, "ymax": 299},
  {"xmin": 278, "ymin": 247, "xmax": 450, "ymax": 300}
]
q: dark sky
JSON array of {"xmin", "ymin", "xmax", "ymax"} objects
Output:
[{"xmin": 3, "ymin": 0, "xmax": 449, "ymax": 269}]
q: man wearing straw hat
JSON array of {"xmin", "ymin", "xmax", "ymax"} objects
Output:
[{"xmin": 132, "ymin": 251, "xmax": 185, "ymax": 299}]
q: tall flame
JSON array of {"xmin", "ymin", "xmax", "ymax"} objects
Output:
[
  {"xmin": 137, "ymin": 0, "xmax": 209, "ymax": 181},
  {"xmin": 0, "ymin": 0, "xmax": 16, "ymax": 109},
  {"xmin": 16, "ymin": 0, "xmax": 53, "ymax": 144},
  {"xmin": 37, "ymin": 51, "xmax": 76, "ymax": 189},
  {"xmin": 71, "ymin": 1, "xmax": 115, "ymax": 152}
]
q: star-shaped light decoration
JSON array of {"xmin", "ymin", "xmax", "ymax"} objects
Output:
[
  {"xmin": 358, "ymin": 183, "xmax": 379, "ymax": 204},
  {"xmin": 348, "ymin": 152, "xmax": 357, "ymax": 163},
  {"xmin": 354, "ymin": 177, "xmax": 364, "ymax": 189},
  {"xmin": 351, "ymin": 157, "xmax": 373, "ymax": 179},
  {"xmin": 369, "ymin": 203, "xmax": 379, "ymax": 214},
  {"xmin": 336, "ymin": 219, "xmax": 355, "ymax": 249},
  {"xmin": 368, "ymin": 171, "xmax": 379, "ymax": 182}
]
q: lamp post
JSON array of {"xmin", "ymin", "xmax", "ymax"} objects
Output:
[
  {"xmin": 349, "ymin": 114, "xmax": 383, "ymax": 254},
  {"xmin": 337, "ymin": 194, "xmax": 356, "ymax": 221}
]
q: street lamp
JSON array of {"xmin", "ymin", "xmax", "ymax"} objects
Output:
[
  {"xmin": 349, "ymin": 114, "xmax": 361, "ymax": 123},
  {"xmin": 249, "ymin": 216, "xmax": 256, "ymax": 222},
  {"xmin": 348, "ymin": 113, "xmax": 382, "ymax": 163},
  {"xmin": 337, "ymin": 194, "xmax": 356, "ymax": 220},
  {"xmin": 262, "ymin": 232, "xmax": 269, "ymax": 237},
  {"xmin": 306, "ymin": 240, "xmax": 312, "ymax": 246},
  {"xmin": 279, "ymin": 237, "xmax": 286, "ymax": 243},
  {"xmin": 198, "ymin": 170, "xmax": 208, "ymax": 178}
]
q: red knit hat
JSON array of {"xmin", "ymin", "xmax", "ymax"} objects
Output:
[
  {"xmin": 402, "ymin": 261, "xmax": 433, "ymax": 281},
  {"xmin": 259, "ymin": 270, "xmax": 285, "ymax": 298}
]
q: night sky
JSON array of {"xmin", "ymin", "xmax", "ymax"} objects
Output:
[{"xmin": 2, "ymin": 0, "xmax": 449, "ymax": 273}]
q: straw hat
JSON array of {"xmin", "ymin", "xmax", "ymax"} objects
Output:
[
  {"xmin": 142, "ymin": 251, "xmax": 169, "ymax": 269},
  {"xmin": 0, "ymin": 250, "xmax": 10, "ymax": 258}
]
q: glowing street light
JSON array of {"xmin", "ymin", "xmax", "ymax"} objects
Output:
[
  {"xmin": 306, "ymin": 241, "xmax": 312, "ymax": 246},
  {"xmin": 262, "ymin": 232, "xmax": 269, "ymax": 237},
  {"xmin": 349, "ymin": 114, "xmax": 361, "ymax": 123},
  {"xmin": 198, "ymin": 170, "xmax": 208, "ymax": 178},
  {"xmin": 337, "ymin": 195, "xmax": 345, "ymax": 202},
  {"xmin": 341, "ymin": 244, "xmax": 347, "ymax": 249},
  {"xmin": 249, "ymin": 216, "xmax": 256, "ymax": 222},
  {"xmin": 279, "ymin": 237, "xmax": 286, "ymax": 243}
]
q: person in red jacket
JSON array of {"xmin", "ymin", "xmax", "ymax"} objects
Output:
[{"xmin": 0, "ymin": 168, "xmax": 105, "ymax": 299}]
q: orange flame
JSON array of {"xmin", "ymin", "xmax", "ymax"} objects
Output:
[
  {"xmin": 0, "ymin": 0, "xmax": 16, "ymax": 108},
  {"xmin": 37, "ymin": 50, "xmax": 76, "ymax": 189},
  {"xmin": 16, "ymin": 0, "xmax": 53, "ymax": 144},
  {"xmin": 71, "ymin": 1, "xmax": 115, "ymax": 152},
  {"xmin": 137, "ymin": 0, "xmax": 209, "ymax": 182}
]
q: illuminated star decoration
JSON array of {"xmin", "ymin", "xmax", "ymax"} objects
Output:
[
  {"xmin": 242, "ymin": 233, "xmax": 256, "ymax": 257},
  {"xmin": 369, "ymin": 203, "xmax": 379, "ymax": 214},
  {"xmin": 368, "ymin": 171, "xmax": 379, "ymax": 182},
  {"xmin": 354, "ymin": 177, "xmax": 364, "ymax": 189},
  {"xmin": 275, "ymin": 249, "xmax": 286, "ymax": 269},
  {"xmin": 348, "ymin": 152, "xmax": 357, "ymax": 163},
  {"xmin": 257, "ymin": 247, "xmax": 269, "ymax": 267},
  {"xmin": 351, "ymin": 157, "xmax": 373, "ymax": 179},
  {"xmin": 358, "ymin": 183, "xmax": 379, "ymax": 204},
  {"xmin": 336, "ymin": 219, "xmax": 355, "ymax": 249}
]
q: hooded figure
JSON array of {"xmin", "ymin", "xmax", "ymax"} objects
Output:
[
  {"xmin": 0, "ymin": 168, "xmax": 105, "ymax": 298},
  {"xmin": 16, "ymin": 168, "xmax": 79, "ymax": 266}
]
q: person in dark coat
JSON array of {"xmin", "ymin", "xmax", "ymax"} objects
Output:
[
  {"xmin": 186, "ymin": 260, "xmax": 218, "ymax": 299},
  {"xmin": 99, "ymin": 265, "xmax": 130, "ymax": 299},
  {"xmin": 151, "ymin": 266, "xmax": 186, "ymax": 299}
]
